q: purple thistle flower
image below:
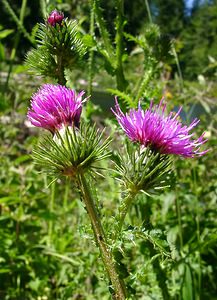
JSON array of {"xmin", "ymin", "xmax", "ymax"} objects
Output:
[
  {"xmin": 28, "ymin": 84, "xmax": 86, "ymax": 133},
  {"xmin": 112, "ymin": 98, "xmax": 208, "ymax": 157},
  {"xmin": 47, "ymin": 10, "xmax": 64, "ymax": 26}
]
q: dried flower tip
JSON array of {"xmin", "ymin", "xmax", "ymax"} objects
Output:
[
  {"xmin": 112, "ymin": 98, "xmax": 208, "ymax": 158},
  {"xmin": 47, "ymin": 10, "xmax": 64, "ymax": 26},
  {"xmin": 27, "ymin": 84, "xmax": 87, "ymax": 134}
]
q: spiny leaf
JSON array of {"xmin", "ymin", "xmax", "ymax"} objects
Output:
[{"xmin": 107, "ymin": 88, "xmax": 135, "ymax": 108}]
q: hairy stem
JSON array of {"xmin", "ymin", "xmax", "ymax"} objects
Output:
[
  {"xmin": 77, "ymin": 174, "xmax": 127, "ymax": 300},
  {"xmin": 148, "ymin": 244, "xmax": 170, "ymax": 299},
  {"xmin": 135, "ymin": 68, "xmax": 153, "ymax": 105},
  {"xmin": 48, "ymin": 182, "xmax": 55, "ymax": 246},
  {"xmin": 175, "ymin": 195, "xmax": 183, "ymax": 249},
  {"xmin": 142, "ymin": 201, "xmax": 170, "ymax": 300},
  {"xmin": 114, "ymin": 191, "xmax": 137, "ymax": 240},
  {"xmin": 4, "ymin": 0, "xmax": 28, "ymax": 91},
  {"xmin": 86, "ymin": 0, "xmax": 96, "ymax": 117},
  {"xmin": 116, "ymin": 190, "xmax": 171, "ymax": 299},
  {"xmin": 56, "ymin": 53, "xmax": 66, "ymax": 85},
  {"xmin": 115, "ymin": 0, "xmax": 127, "ymax": 91},
  {"xmin": 87, "ymin": 0, "xmax": 95, "ymax": 96},
  {"xmin": 95, "ymin": 0, "xmax": 114, "ymax": 59}
]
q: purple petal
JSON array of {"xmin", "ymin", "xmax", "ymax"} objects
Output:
[{"xmin": 112, "ymin": 99, "xmax": 208, "ymax": 158}]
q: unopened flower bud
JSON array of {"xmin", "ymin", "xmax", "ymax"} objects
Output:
[{"xmin": 47, "ymin": 10, "xmax": 64, "ymax": 26}]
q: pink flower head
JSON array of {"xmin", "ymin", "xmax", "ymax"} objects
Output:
[
  {"xmin": 28, "ymin": 84, "xmax": 86, "ymax": 133},
  {"xmin": 112, "ymin": 98, "xmax": 208, "ymax": 157},
  {"xmin": 47, "ymin": 10, "xmax": 64, "ymax": 26}
]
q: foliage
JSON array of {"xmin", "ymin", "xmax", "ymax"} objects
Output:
[
  {"xmin": 180, "ymin": 0, "xmax": 217, "ymax": 79},
  {"xmin": 1, "ymin": 0, "xmax": 217, "ymax": 80}
]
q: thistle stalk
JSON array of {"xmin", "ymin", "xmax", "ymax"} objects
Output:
[
  {"xmin": 48, "ymin": 181, "xmax": 55, "ymax": 246},
  {"xmin": 115, "ymin": 191, "xmax": 137, "ymax": 239},
  {"xmin": 175, "ymin": 195, "xmax": 183, "ymax": 249},
  {"xmin": 87, "ymin": 0, "xmax": 95, "ymax": 96},
  {"xmin": 77, "ymin": 173, "xmax": 127, "ymax": 300},
  {"xmin": 56, "ymin": 53, "xmax": 66, "ymax": 85},
  {"xmin": 115, "ymin": 0, "xmax": 127, "ymax": 91},
  {"xmin": 135, "ymin": 67, "xmax": 153, "ymax": 105},
  {"xmin": 4, "ymin": 0, "xmax": 28, "ymax": 91}
]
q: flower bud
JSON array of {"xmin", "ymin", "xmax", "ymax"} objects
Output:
[{"xmin": 47, "ymin": 10, "xmax": 64, "ymax": 26}]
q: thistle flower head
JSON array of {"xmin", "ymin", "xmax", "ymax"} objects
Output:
[
  {"xmin": 112, "ymin": 98, "xmax": 208, "ymax": 158},
  {"xmin": 28, "ymin": 84, "xmax": 86, "ymax": 133},
  {"xmin": 47, "ymin": 10, "xmax": 64, "ymax": 26}
]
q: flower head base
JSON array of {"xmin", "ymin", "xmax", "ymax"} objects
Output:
[
  {"xmin": 47, "ymin": 10, "xmax": 64, "ymax": 26},
  {"xmin": 112, "ymin": 99, "xmax": 208, "ymax": 158},
  {"xmin": 115, "ymin": 142, "xmax": 173, "ymax": 194},
  {"xmin": 28, "ymin": 84, "xmax": 86, "ymax": 133},
  {"xmin": 32, "ymin": 124, "xmax": 111, "ymax": 178}
]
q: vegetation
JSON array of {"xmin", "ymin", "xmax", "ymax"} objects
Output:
[{"xmin": 0, "ymin": 0, "xmax": 216, "ymax": 299}]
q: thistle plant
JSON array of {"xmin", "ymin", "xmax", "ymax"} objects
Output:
[
  {"xmin": 25, "ymin": 6, "xmax": 209, "ymax": 300},
  {"xmin": 27, "ymin": 83, "xmax": 127, "ymax": 299}
]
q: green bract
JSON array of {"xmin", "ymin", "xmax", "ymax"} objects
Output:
[
  {"xmin": 114, "ymin": 140, "xmax": 173, "ymax": 195},
  {"xmin": 26, "ymin": 19, "xmax": 86, "ymax": 81},
  {"xmin": 32, "ymin": 124, "xmax": 111, "ymax": 178}
]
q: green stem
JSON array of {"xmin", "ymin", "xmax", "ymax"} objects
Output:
[
  {"xmin": 57, "ymin": 54, "xmax": 66, "ymax": 85},
  {"xmin": 4, "ymin": 0, "xmax": 28, "ymax": 91},
  {"xmin": 40, "ymin": 0, "xmax": 47, "ymax": 18},
  {"xmin": 86, "ymin": 0, "xmax": 96, "ymax": 117},
  {"xmin": 193, "ymin": 167, "xmax": 201, "ymax": 299},
  {"xmin": 135, "ymin": 68, "xmax": 153, "ymax": 105},
  {"xmin": 77, "ymin": 173, "xmax": 127, "ymax": 300},
  {"xmin": 63, "ymin": 179, "xmax": 69, "ymax": 211},
  {"xmin": 2, "ymin": 0, "xmax": 34, "ymax": 44},
  {"xmin": 171, "ymin": 43, "xmax": 184, "ymax": 92},
  {"xmin": 148, "ymin": 244, "xmax": 170, "ymax": 299},
  {"xmin": 48, "ymin": 182, "xmax": 55, "ymax": 246},
  {"xmin": 175, "ymin": 195, "xmax": 183, "ymax": 250},
  {"xmin": 115, "ymin": 0, "xmax": 127, "ymax": 91},
  {"xmin": 115, "ymin": 191, "xmax": 137, "ymax": 240},
  {"xmin": 196, "ymin": 214, "xmax": 201, "ymax": 300},
  {"xmin": 115, "ymin": 189, "xmax": 171, "ymax": 298},
  {"xmin": 145, "ymin": 0, "xmax": 153, "ymax": 23},
  {"xmin": 87, "ymin": 0, "xmax": 95, "ymax": 96},
  {"xmin": 141, "ymin": 201, "xmax": 170, "ymax": 299},
  {"xmin": 95, "ymin": 0, "xmax": 114, "ymax": 59}
]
